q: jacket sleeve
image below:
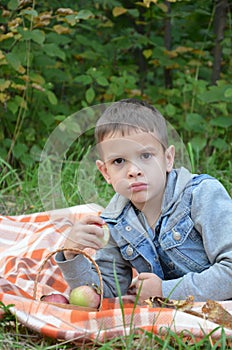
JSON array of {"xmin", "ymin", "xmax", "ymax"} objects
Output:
[
  {"xmin": 55, "ymin": 237, "xmax": 132, "ymax": 297},
  {"xmin": 162, "ymin": 178, "xmax": 232, "ymax": 301}
]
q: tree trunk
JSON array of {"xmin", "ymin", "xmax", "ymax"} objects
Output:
[
  {"xmin": 211, "ymin": 0, "xmax": 229, "ymax": 84},
  {"xmin": 164, "ymin": 0, "xmax": 172, "ymax": 89}
]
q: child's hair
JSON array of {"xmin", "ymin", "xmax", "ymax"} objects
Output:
[{"xmin": 95, "ymin": 98, "xmax": 168, "ymax": 149}]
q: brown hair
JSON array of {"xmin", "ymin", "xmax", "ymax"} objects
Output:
[{"xmin": 95, "ymin": 99, "xmax": 168, "ymax": 149}]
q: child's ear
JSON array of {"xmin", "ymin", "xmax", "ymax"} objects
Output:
[
  {"xmin": 96, "ymin": 160, "xmax": 111, "ymax": 184},
  {"xmin": 165, "ymin": 145, "xmax": 175, "ymax": 172}
]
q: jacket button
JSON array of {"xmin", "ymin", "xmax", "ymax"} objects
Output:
[
  {"xmin": 125, "ymin": 226, "xmax": 132, "ymax": 231},
  {"xmin": 172, "ymin": 229, "xmax": 181, "ymax": 241},
  {"xmin": 126, "ymin": 245, "xmax": 133, "ymax": 256}
]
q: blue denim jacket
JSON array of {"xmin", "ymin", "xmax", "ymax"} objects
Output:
[{"xmin": 56, "ymin": 167, "xmax": 232, "ymax": 301}]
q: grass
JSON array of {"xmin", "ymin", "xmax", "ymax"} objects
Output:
[
  {"xmin": 1, "ymin": 299, "xmax": 232, "ymax": 349},
  {"xmin": 0, "ymin": 154, "xmax": 232, "ymax": 348},
  {"xmin": 1, "ymin": 306, "xmax": 232, "ymax": 349}
]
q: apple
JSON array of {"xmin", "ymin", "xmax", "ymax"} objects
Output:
[
  {"xmin": 69, "ymin": 285, "xmax": 101, "ymax": 308},
  {"xmin": 41, "ymin": 293, "xmax": 69, "ymax": 304},
  {"xmin": 95, "ymin": 223, "xmax": 110, "ymax": 247},
  {"xmin": 101, "ymin": 224, "xmax": 110, "ymax": 246}
]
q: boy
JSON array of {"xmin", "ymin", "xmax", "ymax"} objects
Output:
[{"xmin": 55, "ymin": 99, "xmax": 232, "ymax": 302}]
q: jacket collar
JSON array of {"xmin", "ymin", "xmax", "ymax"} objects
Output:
[{"xmin": 101, "ymin": 167, "xmax": 193, "ymax": 220}]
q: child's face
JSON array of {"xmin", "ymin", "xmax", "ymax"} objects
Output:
[{"xmin": 96, "ymin": 130, "xmax": 175, "ymax": 211}]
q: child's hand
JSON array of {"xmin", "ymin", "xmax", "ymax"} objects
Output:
[
  {"xmin": 63, "ymin": 215, "xmax": 107, "ymax": 259},
  {"xmin": 135, "ymin": 273, "xmax": 163, "ymax": 302}
]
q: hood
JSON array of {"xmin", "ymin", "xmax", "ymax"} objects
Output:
[
  {"xmin": 161, "ymin": 167, "xmax": 194, "ymax": 213},
  {"xmin": 101, "ymin": 193, "xmax": 129, "ymax": 220},
  {"xmin": 101, "ymin": 167, "xmax": 194, "ymax": 220}
]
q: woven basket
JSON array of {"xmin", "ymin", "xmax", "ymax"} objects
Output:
[{"xmin": 33, "ymin": 248, "xmax": 103, "ymax": 311}]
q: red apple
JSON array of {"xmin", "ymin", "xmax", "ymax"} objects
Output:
[
  {"xmin": 41, "ymin": 293, "xmax": 69, "ymax": 304},
  {"xmin": 69, "ymin": 285, "xmax": 101, "ymax": 308}
]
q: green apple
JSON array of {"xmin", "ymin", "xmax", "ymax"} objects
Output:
[
  {"xmin": 69, "ymin": 285, "xmax": 101, "ymax": 308},
  {"xmin": 95, "ymin": 223, "xmax": 110, "ymax": 247},
  {"xmin": 101, "ymin": 224, "xmax": 110, "ymax": 246}
]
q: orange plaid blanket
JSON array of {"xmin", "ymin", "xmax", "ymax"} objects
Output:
[{"xmin": 0, "ymin": 204, "xmax": 232, "ymax": 343}]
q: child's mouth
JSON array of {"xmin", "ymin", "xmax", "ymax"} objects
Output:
[{"xmin": 130, "ymin": 182, "xmax": 147, "ymax": 192}]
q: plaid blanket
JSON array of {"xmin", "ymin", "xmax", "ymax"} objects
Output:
[{"xmin": 0, "ymin": 204, "xmax": 232, "ymax": 343}]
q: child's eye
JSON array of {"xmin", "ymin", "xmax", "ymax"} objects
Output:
[
  {"xmin": 113, "ymin": 158, "xmax": 125, "ymax": 165},
  {"xmin": 141, "ymin": 152, "xmax": 152, "ymax": 160}
]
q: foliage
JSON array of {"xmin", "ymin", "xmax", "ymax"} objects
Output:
[
  {"xmin": 0, "ymin": 0, "xmax": 231, "ymax": 174},
  {"xmin": 0, "ymin": 2, "xmax": 231, "ymax": 347}
]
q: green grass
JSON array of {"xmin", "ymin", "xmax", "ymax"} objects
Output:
[
  {"xmin": 1, "ymin": 302, "xmax": 232, "ymax": 350},
  {"xmin": 0, "ymin": 155, "xmax": 232, "ymax": 348},
  {"xmin": 1, "ymin": 307, "xmax": 232, "ymax": 350}
]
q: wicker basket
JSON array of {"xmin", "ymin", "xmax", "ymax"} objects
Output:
[{"xmin": 33, "ymin": 248, "xmax": 103, "ymax": 311}]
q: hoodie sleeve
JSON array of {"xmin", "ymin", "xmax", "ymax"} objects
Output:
[
  {"xmin": 55, "ymin": 240, "xmax": 132, "ymax": 297},
  {"xmin": 162, "ymin": 178, "xmax": 232, "ymax": 301}
]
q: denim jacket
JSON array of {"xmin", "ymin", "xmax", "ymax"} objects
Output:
[{"xmin": 55, "ymin": 167, "xmax": 232, "ymax": 301}]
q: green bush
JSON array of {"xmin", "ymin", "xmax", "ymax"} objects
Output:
[{"xmin": 0, "ymin": 0, "xmax": 231, "ymax": 175}]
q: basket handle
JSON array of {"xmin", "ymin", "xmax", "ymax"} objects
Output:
[{"xmin": 33, "ymin": 248, "xmax": 103, "ymax": 310}]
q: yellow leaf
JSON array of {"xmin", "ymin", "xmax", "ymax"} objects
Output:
[
  {"xmin": 130, "ymin": 89, "xmax": 142, "ymax": 97},
  {"xmin": 174, "ymin": 46, "xmax": 193, "ymax": 54},
  {"xmin": 8, "ymin": 18, "xmax": 22, "ymax": 30},
  {"xmin": 166, "ymin": 63, "xmax": 179, "ymax": 69},
  {"xmin": 53, "ymin": 25, "xmax": 71, "ymax": 35},
  {"xmin": 37, "ymin": 11, "xmax": 53, "ymax": 21},
  {"xmin": 34, "ymin": 11, "xmax": 52, "ymax": 27},
  {"xmin": 0, "ymin": 80, "xmax": 11, "ymax": 92},
  {"xmin": 143, "ymin": 0, "xmax": 158, "ymax": 8},
  {"xmin": 30, "ymin": 73, "xmax": 45, "ymax": 85},
  {"xmin": 112, "ymin": 7, "xmax": 127, "ymax": 17},
  {"xmin": 2, "ymin": 10, "xmax": 11, "ymax": 17},
  {"xmin": 0, "ymin": 50, "xmax": 5, "ymax": 60},
  {"xmin": 99, "ymin": 19, "xmax": 114, "ymax": 28},
  {"xmin": 157, "ymin": 3, "xmax": 169, "ymax": 12},
  {"xmin": 192, "ymin": 49, "xmax": 205, "ymax": 56},
  {"xmin": 56, "ymin": 8, "xmax": 75, "ymax": 16},
  {"xmin": 31, "ymin": 83, "xmax": 45, "ymax": 92},
  {"xmin": 135, "ymin": 2, "xmax": 148, "ymax": 8},
  {"xmin": 135, "ymin": 20, "xmax": 146, "ymax": 25},
  {"xmin": 150, "ymin": 59, "xmax": 159, "ymax": 66},
  {"xmin": 20, "ymin": 0, "xmax": 32, "ymax": 6},
  {"xmin": 188, "ymin": 59, "xmax": 202, "ymax": 66},
  {"xmin": 163, "ymin": 49, "xmax": 177, "ymax": 58},
  {"xmin": 21, "ymin": 75, "xmax": 30, "ymax": 82},
  {"xmin": 11, "ymin": 83, "xmax": 26, "ymax": 91},
  {"xmin": 17, "ymin": 65, "xmax": 26, "ymax": 74},
  {"xmin": 143, "ymin": 49, "xmax": 152, "ymax": 59},
  {"xmin": 0, "ymin": 92, "xmax": 10, "ymax": 103},
  {"xmin": 0, "ymin": 32, "xmax": 14, "ymax": 42}
]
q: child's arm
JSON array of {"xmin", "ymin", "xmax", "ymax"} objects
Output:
[
  {"xmin": 55, "ymin": 235, "xmax": 132, "ymax": 297},
  {"xmin": 162, "ymin": 178, "xmax": 232, "ymax": 301}
]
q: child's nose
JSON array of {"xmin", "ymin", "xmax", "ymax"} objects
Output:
[{"xmin": 127, "ymin": 163, "xmax": 142, "ymax": 177}]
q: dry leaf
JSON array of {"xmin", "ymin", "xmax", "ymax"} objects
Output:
[
  {"xmin": 145, "ymin": 295, "xmax": 194, "ymax": 311},
  {"xmin": 202, "ymin": 300, "xmax": 232, "ymax": 330},
  {"xmin": 145, "ymin": 296, "xmax": 232, "ymax": 329}
]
